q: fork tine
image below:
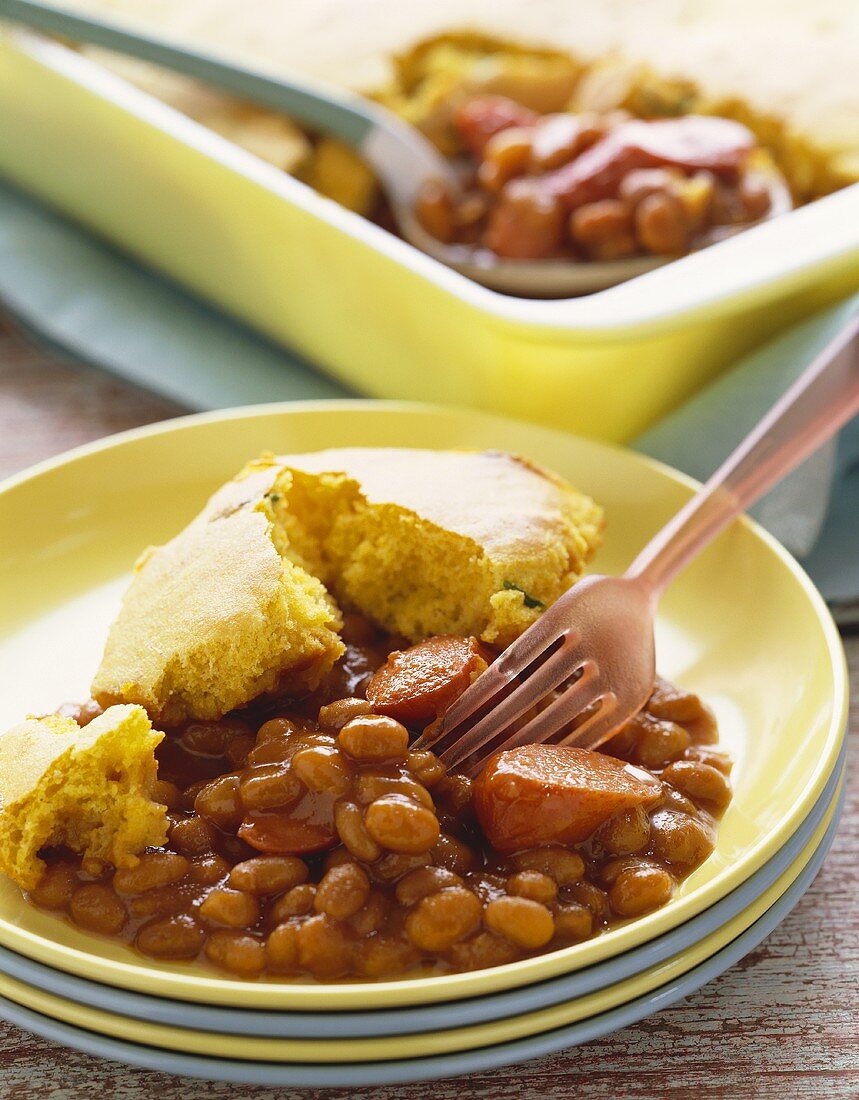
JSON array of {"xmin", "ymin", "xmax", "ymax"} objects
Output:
[
  {"xmin": 424, "ymin": 636, "xmax": 585, "ymax": 764},
  {"xmin": 559, "ymin": 695, "xmax": 626, "ymax": 751},
  {"xmin": 411, "ymin": 659, "xmax": 505, "ymax": 750},
  {"xmin": 419, "ymin": 612, "xmax": 574, "ymax": 748},
  {"xmin": 409, "ymin": 658, "xmax": 512, "ymax": 752},
  {"xmin": 444, "ymin": 662, "xmax": 606, "ymax": 772}
]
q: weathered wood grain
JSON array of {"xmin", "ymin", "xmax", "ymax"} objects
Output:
[
  {"xmin": 0, "ymin": 314, "xmax": 856, "ymax": 1099},
  {"xmin": 0, "ymin": 319, "xmax": 183, "ymax": 481}
]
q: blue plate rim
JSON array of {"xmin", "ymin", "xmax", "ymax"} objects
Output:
[{"xmin": 0, "ymin": 744, "xmax": 845, "ymax": 1040}]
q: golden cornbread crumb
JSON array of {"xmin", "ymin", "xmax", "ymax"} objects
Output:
[
  {"xmin": 92, "ymin": 459, "xmax": 344, "ymax": 725},
  {"xmin": 0, "ymin": 705, "xmax": 167, "ymax": 891},
  {"xmin": 300, "ymin": 137, "xmax": 380, "ymax": 215},
  {"xmin": 272, "ymin": 448, "xmax": 603, "ymax": 647}
]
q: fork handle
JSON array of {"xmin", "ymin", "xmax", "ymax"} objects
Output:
[{"xmin": 627, "ymin": 313, "xmax": 859, "ymax": 597}]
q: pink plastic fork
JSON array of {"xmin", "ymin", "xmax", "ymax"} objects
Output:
[{"xmin": 415, "ymin": 315, "xmax": 859, "ymax": 775}]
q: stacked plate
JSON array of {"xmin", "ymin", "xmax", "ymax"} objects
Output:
[{"xmin": 0, "ymin": 404, "xmax": 848, "ymax": 1086}]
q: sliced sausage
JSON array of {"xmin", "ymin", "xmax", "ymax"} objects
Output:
[
  {"xmin": 238, "ymin": 789, "xmax": 338, "ymax": 855},
  {"xmin": 545, "ymin": 116, "xmax": 756, "ymax": 210},
  {"xmin": 455, "ymin": 95, "xmax": 539, "ymax": 157},
  {"xmin": 474, "ymin": 744, "xmax": 662, "ymax": 853},
  {"xmin": 366, "ymin": 636, "xmax": 488, "ymax": 727}
]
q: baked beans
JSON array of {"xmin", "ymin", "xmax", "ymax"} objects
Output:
[
  {"xmin": 34, "ymin": 619, "xmax": 730, "ymax": 980},
  {"xmin": 415, "ymin": 96, "xmax": 773, "ymax": 264}
]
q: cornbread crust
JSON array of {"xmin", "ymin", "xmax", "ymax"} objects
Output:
[
  {"xmin": 277, "ymin": 448, "xmax": 604, "ymax": 647},
  {"xmin": 92, "ymin": 458, "xmax": 345, "ymax": 726},
  {"xmin": 0, "ymin": 705, "xmax": 167, "ymax": 891}
]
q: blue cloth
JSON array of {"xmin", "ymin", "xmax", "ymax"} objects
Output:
[
  {"xmin": 1, "ymin": 179, "xmax": 856, "ymax": 617},
  {"xmin": 0, "ymin": 180, "xmax": 350, "ymax": 407},
  {"xmin": 634, "ymin": 294, "xmax": 859, "ymax": 619}
]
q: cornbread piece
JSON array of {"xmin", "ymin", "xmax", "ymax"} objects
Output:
[
  {"xmin": 93, "ymin": 447, "xmax": 600, "ymax": 723},
  {"xmin": 276, "ymin": 448, "xmax": 604, "ymax": 647},
  {"xmin": 301, "ymin": 138, "xmax": 380, "ymax": 214},
  {"xmin": 474, "ymin": 745, "xmax": 663, "ymax": 852},
  {"xmin": 0, "ymin": 705, "xmax": 167, "ymax": 891},
  {"xmin": 92, "ymin": 460, "xmax": 344, "ymax": 725}
]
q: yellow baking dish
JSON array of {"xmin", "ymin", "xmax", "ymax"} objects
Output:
[{"xmin": 0, "ymin": 30, "xmax": 858, "ymax": 441}]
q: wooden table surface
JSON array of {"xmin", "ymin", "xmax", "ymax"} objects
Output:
[{"xmin": 0, "ymin": 314, "xmax": 856, "ymax": 1099}]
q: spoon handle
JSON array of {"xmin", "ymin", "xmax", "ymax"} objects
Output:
[
  {"xmin": 627, "ymin": 313, "xmax": 859, "ymax": 597},
  {"xmin": 0, "ymin": 0, "xmax": 376, "ymax": 145}
]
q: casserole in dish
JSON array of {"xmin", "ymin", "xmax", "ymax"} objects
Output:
[{"xmin": 0, "ymin": 30, "xmax": 857, "ymax": 440}]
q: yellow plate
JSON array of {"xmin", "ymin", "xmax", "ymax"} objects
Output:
[
  {"xmin": 0, "ymin": 401, "xmax": 847, "ymax": 1010},
  {"xmin": 0, "ymin": 786, "xmax": 839, "ymax": 1063}
]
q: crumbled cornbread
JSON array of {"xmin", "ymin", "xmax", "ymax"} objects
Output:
[
  {"xmin": 0, "ymin": 705, "xmax": 167, "ymax": 891},
  {"xmin": 300, "ymin": 137, "xmax": 380, "ymax": 214},
  {"xmin": 92, "ymin": 461, "xmax": 344, "ymax": 726},
  {"xmin": 275, "ymin": 448, "xmax": 603, "ymax": 647}
]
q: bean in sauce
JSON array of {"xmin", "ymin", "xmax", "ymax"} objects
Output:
[{"xmin": 39, "ymin": 623, "xmax": 729, "ymax": 980}]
